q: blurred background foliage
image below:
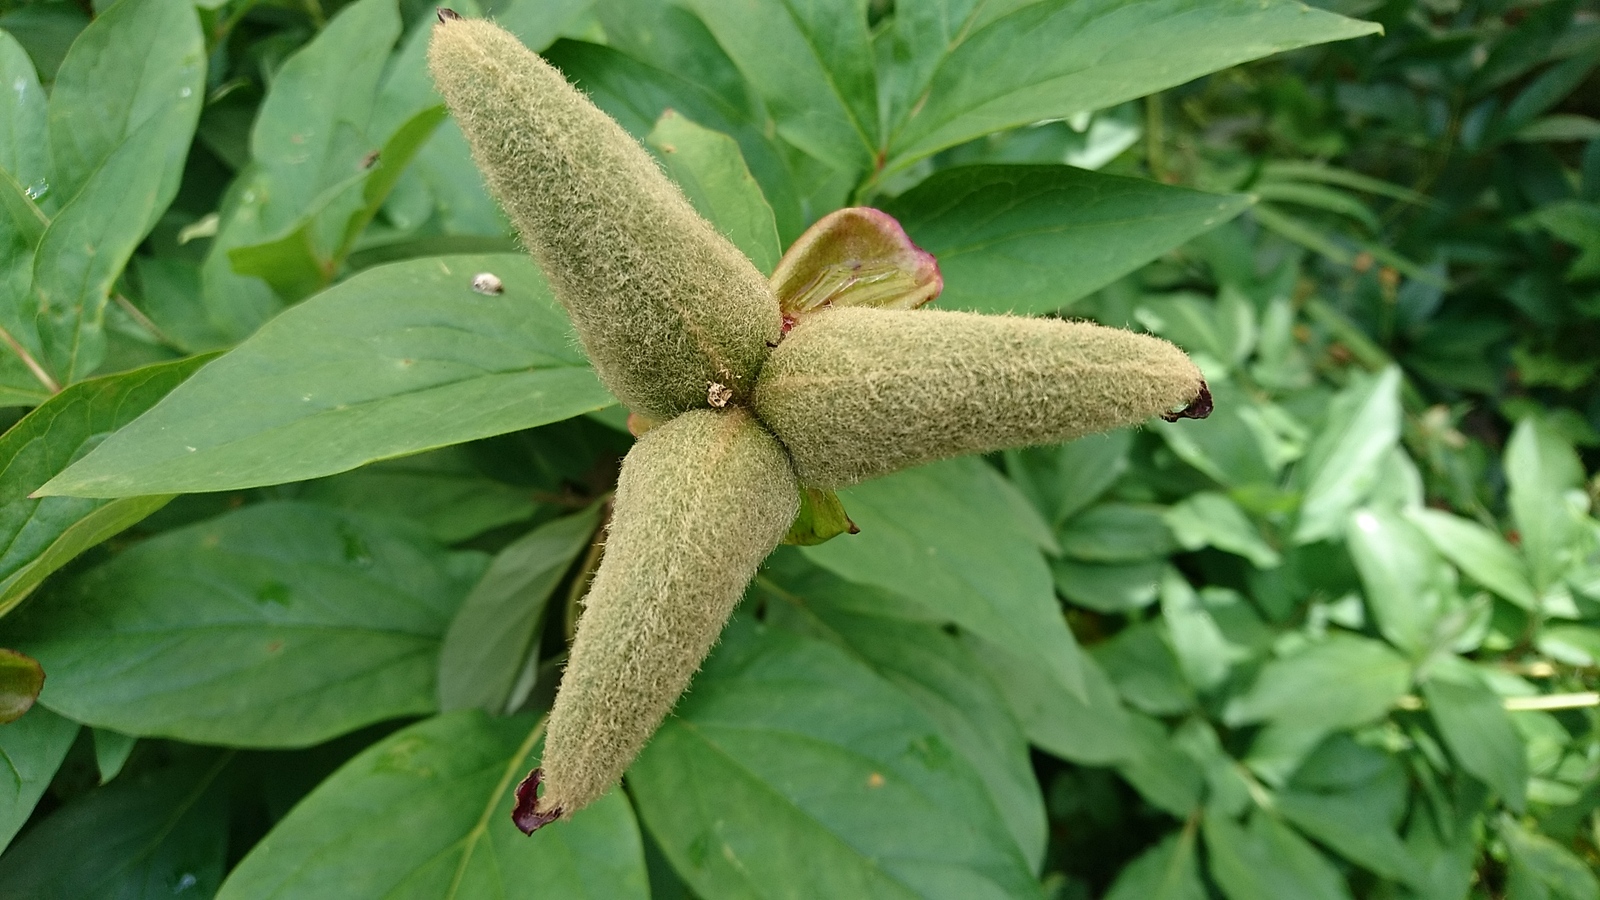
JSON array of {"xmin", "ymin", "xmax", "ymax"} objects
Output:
[{"xmin": 0, "ymin": 0, "xmax": 1596, "ymax": 897}]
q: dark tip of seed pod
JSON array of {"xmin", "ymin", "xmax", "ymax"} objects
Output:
[
  {"xmin": 511, "ymin": 768, "xmax": 562, "ymax": 834},
  {"xmin": 436, "ymin": 7, "xmax": 462, "ymax": 23},
  {"xmin": 1161, "ymin": 381, "xmax": 1213, "ymax": 422}
]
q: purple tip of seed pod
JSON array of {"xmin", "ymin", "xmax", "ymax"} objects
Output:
[
  {"xmin": 511, "ymin": 768, "xmax": 562, "ymax": 834},
  {"xmin": 436, "ymin": 7, "xmax": 462, "ymax": 23},
  {"xmin": 1161, "ymin": 382, "xmax": 1214, "ymax": 422}
]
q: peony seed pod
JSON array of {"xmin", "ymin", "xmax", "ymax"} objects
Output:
[
  {"xmin": 520, "ymin": 408, "xmax": 799, "ymax": 828},
  {"xmin": 428, "ymin": 17, "xmax": 780, "ymax": 419},
  {"xmin": 751, "ymin": 306, "xmax": 1208, "ymax": 489}
]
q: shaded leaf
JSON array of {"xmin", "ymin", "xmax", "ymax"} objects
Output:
[
  {"xmin": 1204, "ymin": 809, "xmax": 1353, "ymax": 900},
  {"xmin": 1092, "ymin": 622, "xmax": 1195, "ymax": 716},
  {"xmin": 1347, "ymin": 509, "xmax": 1454, "ymax": 654},
  {"xmin": 1407, "ymin": 507, "xmax": 1538, "ymax": 611},
  {"xmin": 967, "ymin": 632, "xmax": 1135, "ymax": 765},
  {"xmin": 803, "ymin": 458, "xmax": 1086, "ymax": 702},
  {"xmin": 299, "ymin": 447, "xmax": 540, "ymax": 544},
  {"xmin": 41, "ymin": 255, "xmax": 612, "ymax": 498},
  {"xmin": 630, "ymin": 621, "xmax": 1043, "ymax": 899},
  {"xmin": 437, "ymin": 507, "xmax": 600, "ymax": 715},
  {"xmin": 1422, "ymin": 671, "xmax": 1528, "ymax": 812},
  {"xmin": 885, "ymin": 165, "xmax": 1249, "ymax": 315},
  {"xmin": 1501, "ymin": 816, "xmax": 1600, "ymax": 900},
  {"xmin": 1294, "ymin": 367, "xmax": 1403, "ymax": 544},
  {"xmin": 1160, "ymin": 569, "xmax": 1239, "ymax": 691},
  {"xmin": 1058, "ymin": 502, "xmax": 1176, "ymax": 563},
  {"xmin": 1166, "ymin": 491, "xmax": 1281, "ymax": 568},
  {"xmin": 1505, "ymin": 418, "xmax": 1587, "ymax": 592},
  {"xmin": 217, "ymin": 711, "xmax": 648, "ymax": 900},
  {"xmin": 1104, "ymin": 829, "xmax": 1207, "ymax": 900},
  {"xmin": 0, "ymin": 705, "xmax": 76, "ymax": 853},
  {"xmin": 92, "ymin": 727, "xmax": 136, "ymax": 784},
  {"xmin": 1223, "ymin": 634, "xmax": 1410, "ymax": 729},
  {"xmin": 1277, "ymin": 790, "xmax": 1422, "ymax": 886},
  {"xmin": 1004, "ymin": 430, "xmax": 1132, "ymax": 529},
  {"xmin": 0, "ymin": 355, "xmax": 209, "ymax": 618},
  {"xmin": 1052, "ymin": 557, "xmax": 1162, "ymax": 613},
  {"xmin": 2, "ymin": 502, "xmax": 485, "ymax": 747}
]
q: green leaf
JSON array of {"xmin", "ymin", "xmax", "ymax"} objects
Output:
[
  {"xmin": 92, "ymin": 727, "xmax": 136, "ymax": 784},
  {"xmin": 2, "ymin": 502, "xmax": 485, "ymax": 747},
  {"xmin": 759, "ymin": 555, "xmax": 1048, "ymax": 871},
  {"xmin": 1505, "ymin": 417, "xmax": 1587, "ymax": 592},
  {"xmin": 40, "ymin": 255, "xmax": 613, "ymax": 498},
  {"xmin": 1117, "ymin": 713, "xmax": 1203, "ymax": 816},
  {"xmin": 1203, "ymin": 810, "xmax": 1353, "ymax": 900},
  {"xmin": 1223, "ymin": 634, "xmax": 1410, "ymax": 729},
  {"xmin": 883, "ymin": 166, "xmax": 1249, "ymax": 315},
  {"xmin": 1347, "ymin": 509, "xmax": 1454, "ymax": 654},
  {"xmin": 680, "ymin": 0, "xmax": 878, "ymax": 173},
  {"xmin": 437, "ymin": 507, "xmax": 599, "ymax": 715},
  {"xmin": 1166, "ymin": 491, "xmax": 1281, "ymax": 569},
  {"xmin": 1104, "ymin": 829, "xmax": 1207, "ymax": 900},
  {"xmin": 1293, "ymin": 366, "xmax": 1403, "ymax": 544},
  {"xmin": 1422, "ymin": 671, "xmax": 1528, "ymax": 812},
  {"xmin": 647, "ymin": 110, "xmax": 781, "ymax": 274},
  {"xmin": 0, "ymin": 705, "xmax": 77, "ymax": 853},
  {"xmin": 1058, "ymin": 502, "xmax": 1176, "ymax": 563},
  {"xmin": 1092, "ymin": 622, "xmax": 1195, "ymax": 716},
  {"xmin": 629, "ymin": 621, "xmax": 1043, "ymax": 899},
  {"xmin": 1501, "ymin": 816, "xmax": 1600, "ymax": 900},
  {"xmin": 1406, "ymin": 507, "xmax": 1538, "ymax": 611},
  {"xmin": 0, "ymin": 31, "xmax": 48, "ymax": 195},
  {"xmin": 1155, "ymin": 379, "xmax": 1286, "ymax": 488},
  {"xmin": 803, "ymin": 457, "xmax": 1087, "ymax": 703},
  {"xmin": 967, "ymin": 631, "xmax": 1135, "ymax": 765},
  {"xmin": 881, "ymin": 0, "xmax": 1379, "ymax": 169},
  {"xmin": 0, "ymin": 355, "xmax": 209, "ymax": 618},
  {"xmin": 1159, "ymin": 569, "xmax": 1239, "ymax": 691},
  {"xmin": 217, "ymin": 711, "xmax": 648, "ymax": 900},
  {"xmin": 0, "ymin": 753, "xmax": 229, "ymax": 897},
  {"xmin": 1052, "ymin": 557, "xmax": 1163, "ymax": 613},
  {"xmin": 1276, "ymin": 790, "xmax": 1422, "ymax": 886},
  {"xmin": 0, "ymin": 648, "xmax": 42, "ymax": 723},
  {"xmin": 1004, "ymin": 430, "xmax": 1131, "ymax": 529},
  {"xmin": 44, "ymin": 0, "xmax": 204, "ymax": 205},
  {"xmin": 299, "ymin": 447, "xmax": 541, "ymax": 544}
]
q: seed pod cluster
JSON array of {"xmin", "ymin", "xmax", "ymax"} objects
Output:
[{"xmin": 429, "ymin": 13, "xmax": 1211, "ymax": 832}]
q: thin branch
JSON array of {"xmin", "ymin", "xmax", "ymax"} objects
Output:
[{"xmin": 0, "ymin": 325, "xmax": 59, "ymax": 394}]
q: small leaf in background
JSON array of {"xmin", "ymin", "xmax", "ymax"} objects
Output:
[
  {"xmin": 1155, "ymin": 378, "xmax": 1288, "ymax": 488},
  {"xmin": 1165, "ymin": 491, "xmax": 1281, "ymax": 569},
  {"xmin": 1293, "ymin": 366, "xmax": 1403, "ymax": 544},
  {"xmin": 1347, "ymin": 509, "xmax": 1454, "ymax": 654},
  {"xmin": 1052, "ymin": 557, "xmax": 1163, "ymax": 613},
  {"xmin": 1422, "ymin": 670, "xmax": 1528, "ymax": 813},
  {"xmin": 881, "ymin": 0, "xmax": 1379, "ymax": 167},
  {"xmin": 1407, "ymin": 507, "xmax": 1538, "ymax": 610},
  {"xmin": 1116, "ymin": 714, "xmax": 1203, "ymax": 817},
  {"xmin": 1501, "ymin": 815, "xmax": 1600, "ymax": 900},
  {"xmin": 0, "ymin": 32, "xmax": 48, "ymax": 194},
  {"xmin": 1135, "ymin": 286, "xmax": 1257, "ymax": 374},
  {"xmin": 2, "ymin": 502, "xmax": 485, "ymax": 747},
  {"xmin": 1091, "ymin": 622, "xmax": 1195, "ymax": 716},
  {"xmin": 1004, "ymin": 430, "xmax": 1131, "ymax": 528},
  {"xmin": 805, "ymin": 458, "xmax": 1087, "ymax": 702},
  {"xmin": 92, "ymin": 727, "xmax": 137, "ymax": 784},
  {"xmin": 967, "ymin": 632, "xmax": 1135, "ymax": 766},
  {"xmin": 437, "ymin": 506, "xmax": 600, "ymax": 715},
  {"xmin": 1159, "ymin": 569, "xmax": 1240, "ymax": 691},
  {"xmin": 1103, "ymin": 828, "xmax": 1207, "ymax": 900},
  {"xmin": 40, "ymin": 256, "xmax": 613, "ymax": 498},
  {"xmin": 1223, "ymin": 634, "xmax": 1410, "ymax": 730},
  {"xmin": 647, "ymin": 110, "xmax": 781, "ymax": 274},
  {"xmin": 1203, "ymin": 809, "xmax": 1353, "ymax": 900},
  {"xmin": 885, "ymin": 166, "xmax": 1248, "ymax": 315},
  {"xmin": 1505, "ymin": 417, "xmax": 1588, "ymax": 592},
  {"xmin": 298, "ymin": 446, "xmax": 541, "ymax": 544},
  {"xmin": 629, "ymin": 622, "xmax": 1043, "ymax": 898},
  {"xmin": 0, "ymin": 706, "xmax": 77, "ymax": 852},
  {"xmin": 760, "ymin": 557, "xmax": 1047, "ymax": 870},
  {"xmin": 0, "ymin": 753, "xmax": 229, "ymax": 897},
  {"xmin": 0, "ymin": 648, "xmax": 42, "ymax": 722},
  {"xmin": 1276, "ymin": 790, "xmax": 1423, "ymax": 887},
  {"xmin": 0, "ymin": 354, "xmax": 208, "ymax": 618},
  {"xmin": 217, "ymin": 711, "xmax": 648, "ymax": 899},
  {"xmin": 1058, "ymin": 502, "xmax": 1176, "ymax": 563}
]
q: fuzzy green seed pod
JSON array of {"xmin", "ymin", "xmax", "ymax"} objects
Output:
[
  {"xmin": 428, "ymin": 17, "xmax": 780, "ymax": 419},
  {"xmin": 751, "ymin": 307, "xmax": 1207, "ymax": 489},
  {"xmin": 520, "ymin": 408, "xmax": 799, "ymax": 827}
]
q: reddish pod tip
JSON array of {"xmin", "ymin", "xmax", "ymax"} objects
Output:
[
  {"xmin": 510, "ymin": 768, "xmax": 562, "ymax": 835},
  {"xmin": 436, "ymin": 8, "xmax": 462, "ymax": 23},
  {"xmin": 1161, "ymin": 382, "xmax": 1213, "ymax": 422}
]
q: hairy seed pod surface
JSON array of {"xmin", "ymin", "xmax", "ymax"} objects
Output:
[
  {"xmin": 752, "ymin": 307, "xmax": 1206, "ymax": 488},
  {"xmin": 533, "ymin": 408, "xmax": 799, "ymax": 822},
  {"xmin": 428, "ymin": 18, "xmax": 780, "ymax": 419}
]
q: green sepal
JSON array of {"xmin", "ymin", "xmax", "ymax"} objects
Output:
[{"xmin": 781, "ymin": 487, "xmax": 859, "ymax": 546}]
